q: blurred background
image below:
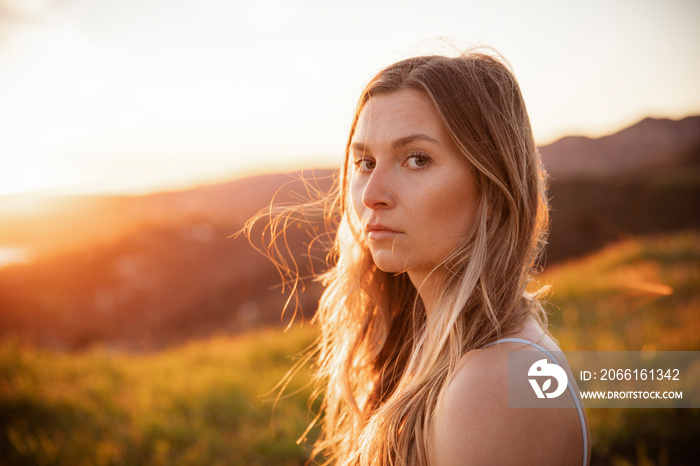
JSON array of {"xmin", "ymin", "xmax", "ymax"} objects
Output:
[{"xmin": 0, "ymin": 0, "xmax": 699, "ymax": 464}]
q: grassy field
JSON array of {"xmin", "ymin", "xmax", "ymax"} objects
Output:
[
  {"xmin": 535, "ymin": 231, "xmax": 700, "ymax": 465},
  {"xmin": 1, "ymin": 231, "xmax": 699, "ymax": 465},
  {"xmin": 0, "ymin": 328, "xmax": 320, "ymax": 465}
]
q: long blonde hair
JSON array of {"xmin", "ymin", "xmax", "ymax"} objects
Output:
[{"xmin": 246, "ymin": 49, "xmax": 550, "ymax": 465}]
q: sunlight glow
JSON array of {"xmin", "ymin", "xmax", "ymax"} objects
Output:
[{"xmin": 0, "ymin": 247, "xmax": 30, "ymax": 268}]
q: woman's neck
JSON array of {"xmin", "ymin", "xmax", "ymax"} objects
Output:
[{"xmin": 408, "ymin": 268, "xmax": 440, "ymax": 313}]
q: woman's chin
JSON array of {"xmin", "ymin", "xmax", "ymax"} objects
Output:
[{"xmin": 370, "ymin": 254, "xmax": 407, "ymax": 275}]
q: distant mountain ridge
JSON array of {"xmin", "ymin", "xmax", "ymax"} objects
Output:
[{"xmin": 539, "ymin": 115, "xmax": 700, "ymax": 179}]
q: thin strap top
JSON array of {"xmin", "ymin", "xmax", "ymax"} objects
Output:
[{"xmin": 484, "ymin": 337, "xmax": 588, "ymax": 466}]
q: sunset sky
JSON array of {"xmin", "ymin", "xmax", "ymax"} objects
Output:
[{"xmin": 1, "ymin": 0, "xmax": 698, "ymax": 196}]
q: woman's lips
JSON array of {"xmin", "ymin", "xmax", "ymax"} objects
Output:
[{"xmin": 366, "ymin": 224, "xmax": 402, "ymax": 241}]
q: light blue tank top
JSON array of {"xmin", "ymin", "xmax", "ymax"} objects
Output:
[{"xmin": 485, "ymin": 337, "xmax": 589, "ymax": 466}]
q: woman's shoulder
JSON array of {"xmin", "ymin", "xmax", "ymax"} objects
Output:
[{"xmin": 431, "ymin": 318, "xmax": 586, "ymax": 465}]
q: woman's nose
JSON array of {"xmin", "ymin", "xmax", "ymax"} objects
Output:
[{"xmin": 362, "ymin": 168, "xmax": 394, "ymax": 209}]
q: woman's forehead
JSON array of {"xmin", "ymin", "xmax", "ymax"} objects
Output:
[{"xmin": 352, "ymin": 90, "xmax": 447, "ymax": 145}]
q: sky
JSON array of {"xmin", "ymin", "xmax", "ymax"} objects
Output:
[{"xmin": 0, "ymin": 0, "xmax": 699, "ymax": 196}]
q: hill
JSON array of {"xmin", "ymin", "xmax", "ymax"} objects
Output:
[
  {"xmin": 0, "ymin": 170, "xmax": 335, "ymax": 349},
  {"xmin": 539, "ymin": 115, "xmax": 700, "ymax": 179},
  {"xmin": 542, "ymin": 115, "xmax": 700, "ymax": 262},
  {"xmin": 0, "ymin": 170, "xmax": 334, "ymax": 260}
]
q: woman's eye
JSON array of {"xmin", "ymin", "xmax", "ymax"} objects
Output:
[
  {"xmin": 404, "ymin": 152, "xmax": 431, "ymax": 169},
  {"xmin": 354, "ymin": 158, "xmax": 375, "ymax": 172}
]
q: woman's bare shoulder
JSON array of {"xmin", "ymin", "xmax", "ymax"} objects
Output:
[{"xmin": 431, "ymin": 320, "xmax": 584, "ymax": 465}]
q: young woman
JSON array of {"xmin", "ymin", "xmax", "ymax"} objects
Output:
[{"xmin": 247, "ymin": 50, "xmax": 589, "ymax": 465}]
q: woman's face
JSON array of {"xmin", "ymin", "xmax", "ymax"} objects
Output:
[{"xmin": 349, "ymin": 89, "xmax": 481, "ymax": 287}]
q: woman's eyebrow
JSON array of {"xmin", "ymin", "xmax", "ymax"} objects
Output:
[
  {"xmin": 392, "ymin": 133, "xmax": 440, "ymax": 149},
  {"xmin": 351, "ymin": 134, "xmax": 440, "ymax": 153},
  {"xmin": 350, "ymin": 141, "xmax": 366, "ymax": 152}
]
